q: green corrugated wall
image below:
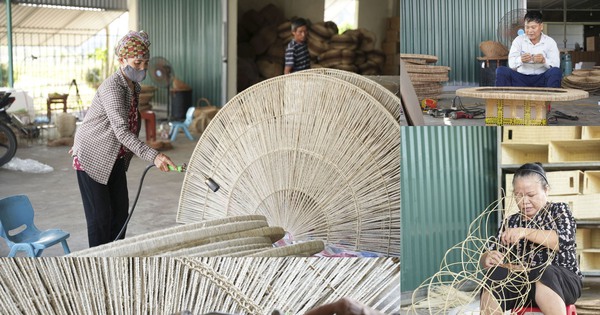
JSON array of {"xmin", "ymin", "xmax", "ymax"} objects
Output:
[
  {"xmin": 401, "ymin": 126, "xmax": 498, "ymax": 292},
  {"xmin": 400, "ymin": 0, "xmax": 522, "ymax": 85},
  {"xmin": 138, "ymin": 0, "xmax": 223, "ymax": 107}
]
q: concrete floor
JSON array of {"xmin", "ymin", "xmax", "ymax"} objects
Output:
[
  {"xmin": 421, "ymin": 88, "xmax": 600, "ymax": 126},
  {"xmin": 0, "ymin": 124, "xmax": 198, "ymax": 256},
  {"xmin": 400, "ymin": 276, "xmax": 600, "ymax": 314}
]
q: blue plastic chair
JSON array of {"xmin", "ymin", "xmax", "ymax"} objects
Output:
[
  {"xmin": 169, "ymin": 106, "xmax": 195, "ymax": 142},
  {"xmin": 0, "ymin": 195, "xmax": 71, "ymax": 257}
]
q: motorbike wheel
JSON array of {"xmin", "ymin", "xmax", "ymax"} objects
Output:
[{"xmin": 0, "ymin": 122, "xmax": 17, "ymax": 167}]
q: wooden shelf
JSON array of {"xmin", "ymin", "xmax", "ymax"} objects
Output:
[{"xmin": 499, "ymin": 127, "xmax": 600, "ymax": 277}]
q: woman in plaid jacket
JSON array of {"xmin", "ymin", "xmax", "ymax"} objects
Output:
[{"xmin": 71, "ymin": 31, "xmax": 176, "ymax": 247}]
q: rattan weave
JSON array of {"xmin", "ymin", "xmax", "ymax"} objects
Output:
[
  {"xmin": 177, "ymin": 72, "xmax": 400, "ymax": 256},
  {"xmin": 0, "ymin": 257, "xmax": 400, "ymax": 314},
  {"xmin": 303, "ymin": 68, "xmax": 402, "ymax": 123}
]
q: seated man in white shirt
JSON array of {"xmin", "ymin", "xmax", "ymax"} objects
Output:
[{"xmin": 496, "ymin": 11, "xmax": 562, "ymax": 88}]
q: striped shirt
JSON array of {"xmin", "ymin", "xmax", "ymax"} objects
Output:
[{"xmin": 285, "ymin": 40, "xmax": 310, "ymax": 72}]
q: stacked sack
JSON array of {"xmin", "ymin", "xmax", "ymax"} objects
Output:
[
  {"xmin": 401, "ymin": 53, "xmax": 451, "ymax": 101},
  {"xmin": 237, "ymin": 3, "xmax": 386, "ymax": 91},
  {"xmin": 307, "ymin": 23, "xmax": 385, "ymax": 75}
]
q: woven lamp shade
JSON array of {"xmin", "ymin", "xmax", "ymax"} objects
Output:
[
  {"xmin": 0, "ymin": 257, "xmax": 400, "ymax": 314},
  {"xmin": 177, "ymin": 72, "xmax": 400, "ymax": 256},
  {"xmin": 303, "ymin": 68, "xmax": 402, "ymax": 123}
]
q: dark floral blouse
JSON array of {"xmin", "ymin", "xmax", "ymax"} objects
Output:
[{"xmin": 490, "ymin": 202, "xmax": 583, "ymax": 279}]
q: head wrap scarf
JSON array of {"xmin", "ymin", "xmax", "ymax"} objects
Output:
[{"xmin": 115, "ymin": 30, "xmax": 151, "ymax": 59}]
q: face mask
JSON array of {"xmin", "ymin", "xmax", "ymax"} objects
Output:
[{"xmin": 122, "ymin": 64, "xmax": 147, "ymax": 82}]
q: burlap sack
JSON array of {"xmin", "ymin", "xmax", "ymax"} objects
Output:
[{"xmin": 56, "ymin": 113, "xmax": 77, "ymax": 138}]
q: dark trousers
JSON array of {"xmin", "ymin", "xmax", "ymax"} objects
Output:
[
  {"xmin": 496, "ymin": 66, "xmax": 562, "ymax": 88},
  {"xmin": 482, "ymin": 264, "xmax": 582, "ymax": 311},
  {"xmin": 77, "ymin": 158, "xmax": 129, "ymax": 247}
]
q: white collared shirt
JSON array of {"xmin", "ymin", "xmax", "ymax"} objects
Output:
[{"xmin": 508, "ymin": 33, "xmax": 560, "ymax": 75}]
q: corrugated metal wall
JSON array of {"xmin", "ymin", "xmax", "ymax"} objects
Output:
[
  {"xmin": 138, "ymin": 0, "xmax": 223, "ymax": 107},
  {"xmin": 401, "ymin": 126, "xmax": 498, "ymax": 292},
  {"xmin": 400, "ymin": 0, "xmax": 522, "ymax": 85}
]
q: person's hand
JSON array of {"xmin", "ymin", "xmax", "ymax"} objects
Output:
[
  {"xmin": 68, "ymin": 147, "xmax": 73, "ymax": 156},
  {"xmin": 153, "ymin": 153, "xmax": 176, "ymax": 172},
  {"xmin": 482, "ymin": 250, "xmax": 503, "ymax": 269},
  {"xmin": 521, "ymin": 53, "xmax": 532, "ymax": 63},
  {"xmin": 304, "ymin": 298, "xmax": 384, "ymax": 315},
  {"xmin": 501, "ymin": 227, "xmax": 527, "ymax": 245},
  {"xmin": 532, "ymin": 53, "xmax": 545, "ymax": 64}
]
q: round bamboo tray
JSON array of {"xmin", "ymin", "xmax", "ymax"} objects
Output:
[
  {"xmin": 408, "ymin": 74, "xmax": 449, "ymax": 82},
  {"xmin": 404, "ymin": 64, "xmax": 451, "ymax": 74},
  {"xmin": 400, "ymin": 53, "xmax": 438, "ymax": 63},
  {"xmin": 402, "ymin": 58, "xmax": 427, "ymax": 65},
  {"xmin": 456, "ymin": 86, "xmax": 589, "ymax": 101}
]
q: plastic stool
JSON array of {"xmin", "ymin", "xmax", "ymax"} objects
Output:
[
  {"xmin": 514, "ymin": 304, "xmax": 576, "ymax": 315},
  {"xmin": 169, "ymin": 106, "xmax": 195, "ymax": 142}
]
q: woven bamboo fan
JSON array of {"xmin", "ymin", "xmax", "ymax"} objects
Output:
[
  {"xmin": 303, "ymin": 68, "xmax": 402, "ymax": 123},
  {"xmin": 177, "ymin": 72, "xmax": 400, "ymax": 256},
  {"xmin": 0, "ymin": 257, "xmax": 400, "ymax": 314}
]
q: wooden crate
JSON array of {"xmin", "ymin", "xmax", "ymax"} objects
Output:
[
  {"xmin": 485, "ymin": 99, "xmax": 548, "ymax": 126},
  {"xmin": 501, "ymin": 143, "xmax": 549, "ymax": 165},
  {"xmin": 582, "ymin": 126, "xmax": 600, "ymax": 139},
  {"xmin": 580, "ymin": 249, "xmax": 600, "ymax": 272},
  {"xmin": 583, "ymin": 171, "xmax": 600, "ymax": 194},
  {"xmin": 552, "ymin": 194, "xmax": 600, "ymax": 219},
  {"xmin": 505, "ymin": 171, "xmax": 582, "ymax": 196},
  {"xmin": 549, "ymin": 139, "xmax": 600, "ymax": 163},
  {"xmin": 594, "ymin": 229, "xmax": 600, "ymax": 248},
  {"xmin": 502, "ymin": 126, "xmax": 581, "ymax": 144},
  {"xmin": 577, "ymin": 228, "xmax": 592, "ymax": 249}
]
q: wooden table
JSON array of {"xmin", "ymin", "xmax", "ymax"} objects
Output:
[{"xmin": 456, "ymin": 87, "xmax": 589, "ymax": 126}]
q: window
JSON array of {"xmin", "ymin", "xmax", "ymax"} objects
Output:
[{"xmin": 324, "ymin": 0, "xmax": 358, "ymax": 34}]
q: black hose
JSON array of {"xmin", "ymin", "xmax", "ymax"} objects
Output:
[{"xmin": 114, "ymin": 163, "xmax": 155, "ymax": 241}]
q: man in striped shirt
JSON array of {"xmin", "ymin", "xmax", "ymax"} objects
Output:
[{"xmin": 284, "ymin": 18, "xmax": 310, "ymax": 74}]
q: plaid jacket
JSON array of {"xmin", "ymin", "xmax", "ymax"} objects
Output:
[{"xmin": 73, "ymin": 70, "xmax": 159, "ymax": 185}]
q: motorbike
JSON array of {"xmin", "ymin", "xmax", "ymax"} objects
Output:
[{"xmin": 0, "ymin": 91, "xmax": 37, "ymax": 167}]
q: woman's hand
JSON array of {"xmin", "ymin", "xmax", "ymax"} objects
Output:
[
  {"xmin": 501, "ymin": 227, "xmax": 527, "ymax": 245},
  {"xmin": 481, "ymin": 250, "xmax": 504, "ymax": 269},
  {"xmin": 153, "ymin": 153, "xmax": 176, "ymax": 172}
]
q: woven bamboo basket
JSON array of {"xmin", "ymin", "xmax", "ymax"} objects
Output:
[
  {"xmin": 479, "ymin": 41, "xmax": 509, "ymax": 58},
  {"xmin": 0, "ymin": 257, "xmax": 400, "ymax": 314},
  {"xmin": 302, "ymin": 68, "xmax": 401, "ymax": 123},
  {"xmin": 177, "ymin": 72, "xmax": 400, "ymax": 256}
]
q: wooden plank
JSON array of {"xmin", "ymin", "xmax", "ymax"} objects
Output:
[{"xmin": 399, "ymin": 59, "xmax": 425, "ymax": 126}]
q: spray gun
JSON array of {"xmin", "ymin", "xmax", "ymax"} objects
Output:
[
  {"xmin": 168, "ymin": 163, "xmax": 220, "ymax": 192},
  {"xmin": 114, "ymin": 162, "xmax": 220, "ymax": 241}
]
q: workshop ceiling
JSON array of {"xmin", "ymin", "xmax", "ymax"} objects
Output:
[
  {"xmin": 0, "ymin": 2, "xmax": 127, "ymax": 46},
  {"xmin": 528, "ymin": 0, "xmax": 600, "ymax": 22}
]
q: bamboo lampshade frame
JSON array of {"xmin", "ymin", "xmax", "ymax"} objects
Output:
[{"xmin": 176, "ymin": 72, "xmax": 401, "ymax": 256}]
